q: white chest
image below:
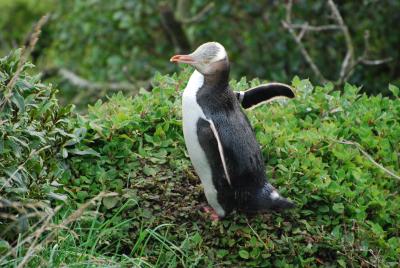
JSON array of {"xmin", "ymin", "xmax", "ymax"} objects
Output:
[{"xmin": 181, "ymin": 70, "xmax": 225, "ymax": 217}]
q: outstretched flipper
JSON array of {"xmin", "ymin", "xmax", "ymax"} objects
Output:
[{"xmin": 236, "ymin": 83, "xmax": 295, "ymax": 109}]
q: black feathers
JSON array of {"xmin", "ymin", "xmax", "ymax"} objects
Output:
[
  {"xmin": 195, "ymin": 76, "xmax": 295, "ymax": 216},
  {"xmin": 236, "ymin": 83, "xmax": 295, "ymax": 109}
]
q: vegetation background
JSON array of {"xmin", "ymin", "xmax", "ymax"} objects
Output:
[
  {"xmin": 1, "ymin": 0, "xmax": 399, "ymax": 108},
  {"xmin": 0, "ymin": 0, "xmax": 399, "ymax": 267}
]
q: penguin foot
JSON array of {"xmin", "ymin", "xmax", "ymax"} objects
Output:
[{"xmin": 201, "ymin": 206, "xmax": 220, "ymax": 222}]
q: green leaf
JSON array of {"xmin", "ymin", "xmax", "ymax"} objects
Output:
[
  {"xmin": 103, "ymin": 195, "xmax": 120, "ymax": 209},
  {"xmin": 367, "ymin": 221, "xmax": 384, "ymax": 236},
  {"xmin": 62, "ymin": 148, "xmax": 68, "ymax": 158},
  {"xmin": 239, "ymin": 249, "xmax": 249, "ymax": 259},
  {"xmin": 0, "ymin": 240, "xmax": 11, "ymax": 254},
  {"xmin": 389, "ymin": 84, "xmax": 399, "ymax": 97},
  {"xmin": 337, "ymin": 259, "xmax": 346, "ymax": 267},
  {"xmin": 217, "ymin": 249, "xmax": 229, "ymax": 258},
  {"xmin": 76, "ymin": 191, "xmax": 89, "ymax": 201},
  {"xmin": 11, "ymin": 92, "xmax": 25, "ymax": 113},
  {"xmin": 332, "ymin": 203, "xmax": 344, "ymax": 214},
  {"xmin": 0, "ymin": 138, "xmax": 4, "ymax": 154},
  {"xmin": 69, "ymin": 148, "xmax": 100, "ymax": 157},
  {"xmin": 143, "ymin": 165, "xmax": 157, "ymax": 176}
]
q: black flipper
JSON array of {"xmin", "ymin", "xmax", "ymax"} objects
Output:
[{"xmin": 236, "ymin": 83, "xmax": 295, "ymax": 109}]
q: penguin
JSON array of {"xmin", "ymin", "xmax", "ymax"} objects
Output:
[{"xmin": 170, "ymin": 42, "xmax": 295, "ymax": 220}]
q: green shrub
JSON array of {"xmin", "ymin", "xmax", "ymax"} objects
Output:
[
  {"xmin": 64, "ymin": 68, "xmax": 400, "ymax": 266},
  {"xmin": 1, "ymin": 49, "xmax": 399, "ymax": 266},
  {"xmin": 0, "ymin": 50, "xmax": 83, "ymax": 243},
  {"xmin": 0, "ymin": 50, "xmax": 75, "ymax": 202},
  {"xmin": 65, "ymin": 71, "xmax": 189, "ymax": 200}
]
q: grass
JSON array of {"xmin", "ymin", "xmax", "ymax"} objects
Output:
[{"xmin": 1, "ymin": 196, "xmax": 205, "ymax": 268}]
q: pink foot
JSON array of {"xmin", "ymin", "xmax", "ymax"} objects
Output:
[{"xmin": 202, "ymin": 206, "xmax": 220, "ymax": 222}]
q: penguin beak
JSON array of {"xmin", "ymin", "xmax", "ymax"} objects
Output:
[{"xmin": 170, "ymin": 54, "xmax": 195, "ymax": 64}]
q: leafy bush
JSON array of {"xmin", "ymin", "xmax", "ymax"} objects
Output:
[
  {"xmin": 1, "ymin": 49, "xmax": 399, "ymax": 266},
  {"xmin": 0, "ymin": 49, "xmax": 74, "ymax": 203},
  {"xmin": 63, "ymin": 67, "xmax": 400, "ymax": 266},
  {"xmin": 65, "ymin": 72, "xmax": 188, "ymax": 201},
  {"xmin": 0, "ymin": 50, "xmax": 93, "ymax": 245}
]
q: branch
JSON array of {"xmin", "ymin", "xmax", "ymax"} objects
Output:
[
  {"xmin": 342, "ymin": 31, "xmax": 393, "ymax": 82},
  {"xmin": 1, "ymin": 14, "xmax": 49, "ymax": 111},
  {"xmin": 41, "ymin": 67, "xmax": 145, "ymax": 92},
  {"xmin": 327, "ymin": 0, "xmax": 354, "ymax": 85},
  {"xmin": 288, "ymin": 23, "xmax": 340, "ymax": 32},
  {"xmin": 179, "ymin": 2, "xmax": 215, "ymax": 24},
  {"xmin": 360, "ymin": 58, "xmax": 393, "ymax": 65},
  {"xmin": 159, "ymin": 2, "xmax": 191, "ymax": 53},
  {"xmin": 282, "ymin": 0, "xmax": 328, "ymax": 83},
  {"xmin": 334, "ymin": 139, "xmax": 400, "ymax": 181},
  {"xmin": 282, "ymin": 0, "xmax": 393, "ymax": 87}
]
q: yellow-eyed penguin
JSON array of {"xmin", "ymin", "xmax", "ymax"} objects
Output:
[{"xmin": 170, "ymin": 42, "xmax": 295, "ymax": 220}]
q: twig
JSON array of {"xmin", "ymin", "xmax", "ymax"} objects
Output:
[
  {"xmin": 282, "ymin": 1, "xmax": 392, "ymax": 87},
  {"xmin": 288, "ymin": 23, "xmax": 340, "ymax": 32},
  {"xmin": 1, "ymin": 192, "xmax": 115, "ymax": 267},
  {"xmin": 5, "ymin": 15, "xmax": 49, "ymax": 92},
  {"xmin": 16, "ymin": 206, "xmax": 61, "ymax": 268},
  {"xmin": 327, "ymin": 0, "xmax": 354, "ymax": 85},
  {"xmin": 282, "ymin": 0, "xmax": 328, "ymax": 83},
  {"xmin": 334, "ymin": 139, "xmax": 400, "ymax": 181},
  {"xmin": 0, "ymin": 14, "xmax": 49, "ymax": 110},
  {"xmin": 41, "ymin": 67, "xmax": 144, "ymax": 92},
  {"xmin": 179, "ymin": 2, "xmax": 215, "ymax": 24}
]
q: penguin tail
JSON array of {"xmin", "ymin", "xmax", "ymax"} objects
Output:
[
  {"xmin": 267, "ymin": 185, "xmax": 295, "ymax": 210},
  {"xmin": 272, "ymin": 196, "xmax": 295, "ymax": 210},
  {"xmin": 238, "ymin": 184, "xmax": 296, "ymax": 213}
]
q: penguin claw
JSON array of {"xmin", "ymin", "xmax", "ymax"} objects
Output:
[
  {"xmin": 201, "ymin": 206, "xmax": 220, "ymax": 222},
  {"xmin": 210, "ymin": 213, "xmax": 220, "ymax": 222}
]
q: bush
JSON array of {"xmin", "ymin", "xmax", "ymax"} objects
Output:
[
  {"xmin": 0, "ymin": 49, "xmax": 79, "ymax": 244},
  {"xmin": 65, "ymin": 68, "xmax": 400, "ymax": 266},
  {"xmin": 0, "ymin": 50, "xmax": 75, "ymax": 202},
  {"xmin": 1, "ymin": 50, "xmax": 399, "ymax": 266}
]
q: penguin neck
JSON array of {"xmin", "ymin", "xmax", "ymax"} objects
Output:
[{"xmin": 202, "ymin": 66, "xmax": 230, "ymax": 92}]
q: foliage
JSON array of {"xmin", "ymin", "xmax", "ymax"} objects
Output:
[
  {"xmin": 2, "ymin": 1, "xmax": 399, "ymax": 108},
  {"xmin": 1, "ymin": 51, "xmax": 399, "ymax": 266},
  {"xmin": 46, "ymin": 0, "xmax": 400, "ymax": 91},
  {"xmin": 0, "ymin": 50, "xmax": 78, "ymax": 245},
  {"xmin": 0, "ymin": 50, "xmax": 75, "ymax": 202},
  {"xmin": 65, "ymin": 72, "xmax": 187, "ymax": 201},
  {"xmin": 63, "ymin": 67, "xmax": 400, "ymax": 266}
]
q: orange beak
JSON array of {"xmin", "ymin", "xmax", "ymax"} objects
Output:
[{"xmin": 170, "ymin": 54, "xmax": 195, "ymax": 64}]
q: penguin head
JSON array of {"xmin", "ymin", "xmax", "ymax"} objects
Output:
[{"xmin": 170, "ymin": 42, "xmax": 228, "ymax": 75}]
